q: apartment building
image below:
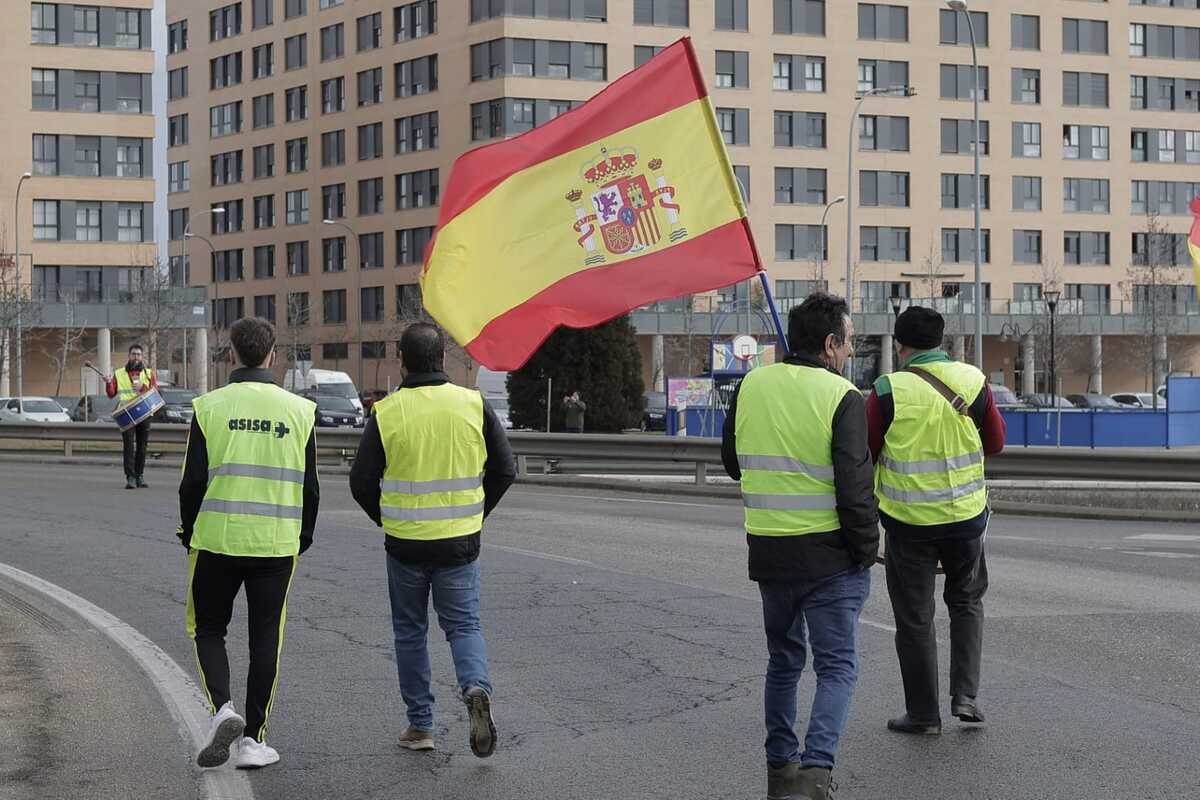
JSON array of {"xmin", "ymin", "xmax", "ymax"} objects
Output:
[
  {"xmin": 1, "ymin": 1, "xmax": 203, "ymax": 398},
  {"xmin": 166, "ymin": 0, "xmax": 1200, "ymax": 395}
]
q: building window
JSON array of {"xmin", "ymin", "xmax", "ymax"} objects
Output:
[
  {"xmin": 168, "ymin": 20, "xmax": 188, "ymax": 53},
  {"xmin": 323, "ymin": 289, "xmax": 347, "ymax": 323},
  {"xmin": 31, "ymin": 69, "xmax": 59, "ymax": 111},
  {"xmin": 210, "ymin": 101, "xmax": 243, "ymax": 138},
  {"xmin": 395, "ymin": 111, "xmax": 438, "ymax": 154},
  {"xmin": 395, "ymin": 169, "xmax": 439, "ymax": 209},
  {"xmin": 169, "ymin": 161, "xmax": 190, "ymax": 193},
  {"xmin": 74, "ymin": 202, "xmax": 100, "ymax": 240},
  {"xmin": 212, "ymin": 250, "xmax": 244, "ymax": 283},
  {"xmin": 117, "ymin": 204, "xmax": 143, "ymax": 242},
  {"xmin": 33, "ymin": 200, "xmax": 59, "ymax": 240},
  {"xmin": 1014, "ymin": 69, "xmax": 1040, "ymax": 104},
  {"xmin": 858, "ymin": 3, "xmax": 908, "ymax": 42},
  {"xmin": 115, "ymin": 9, "xmax": 142, "ymax": 48},
  {"xmin": 287, "ymin": 243, "xmax": 309, "ymax": 276},
  {"xmin": 1015, "ymin": 121, "xmax": 1041, "ymax": 158},
  {"xmin": 285, "ymin": 86, "xmax": 307, "ymax": 121},
  {"xmin": 75, "ymin": 6, "xmax": 98, "ymax": 45},
  {"xmin": 359, "ymin": 232, "xmax": 383, "ymax": 268},
  {"xmin": 116, "ymin": 142, "xmax": 143, "ymax": 177},
  {"xmin": 75, "ymin": 137, "xmax": 100, "ymax": 176},
  {"xmin": 286, "ymin": 137, "xmax": 307, "ymax": 172},
  {"xmin": 1063, "ymin": 18, "xmax": 1108, "ymax": 55},
  {"xmin": 1013, "ymin": 176, "xmax": 1042, "ymax": 211},
  {"xmin": 253, "ymin": 144, "xmax": 274, "ymax": 178},
  {"xmin": 254, "ymin": 245, "xmax": 276, "ymax": 279},
  {"xmin": 358, "ymin": 67, "xmax": 383, "ymax": 106},
  {"xmin": 253, "ymin": 0, "xmax": 273, "ymax": 28},
  {"xmin": 360, "ymin": 287, "xmax": 384, "ymax": 322},
  {"xmin": 254, "ymin": 195, "xmax": 275, "ymax": 229},
  {"xmin": 716, "ymin": 0, "xmax": 747, "ymax": 31},
  {"xmin": 395, "ymin": 0, "xmax": 437, "ymax": 41},
  {"xmin": 168, "ymin": 114, "xmax": 189, "ymax": 147},
  {"xmin": 321, "ymin": 130, "xmax": 345, "ymax": 166},
  {"xmin": 940, "ymin": 119, "xmax": 989, "ymax": 155},
  {"xmin": 209, "ymin": 3, "xmax": 242, "ymax": 41},
  {"xmin": 32, "ymin": 134, "xmax": 57, "ymax": 176},
  {"xmin": 285, "ymin": 34, "xmax": 307, "ymax": 69},
  {"xmin": 254, "ymin": 295, "xmax": 276, "ymax": 323},
  {"xmin": 252, "ymin": 93, "xmax": 274, "ymax": 129},
  {"xmin": 397, "ymin": 227, "xmax": 434, "ymax": 265},
  {"xmin": 358, "ymin": 122, "xmax": 384, "ymax": 160},
  {"xmin": 1130, "ymin": 23, "xmax": 1146, "ymax": 57},
  {"xmin": 394, "ymin": 55, "xmax": 438, "ymax": 97},
  {"xmin": 634, "ymin": 45, "xmax": 663, "ymax": 68},
  {"xmin": 320, "ymin": 23, "xmax": 344, "ymax": 61},
  {"xmin": 357, "ymin": 13, "xmax": 382, "ymax": 51},
  {"xmin": 286, "ymin": 0, "xmax": 306, "ymax": 19},
  {"xmin": 634, "ymin": 0, "xmax": 689, "ymax": 27},
  {"xmin": 321, "ymin": 77, "xmax": 345, "ymax": 114},
  {"xmin": 1011, "ymin": 13, "xmax": 1039, "ymax": 51},
  {"xmin": 169, "ymin": 66, "xmax": 188, "ymax": 100},
  {"xmin": 286, "ymin": 189, "xmax": 309, "ymax": 224},
  {"xmin": 1131, "ymin": 76, "xmax": 1147, "ymax": 110},
  {"xmin": 1063, "ymin": 71, "xmax": 1109, "ymax": 108},
  {"xmin": 321, "ymin": 183, "xmax": 346, "ymax": 218},
  {"xmin": 358, "ymin": 178, "xmax": 384, "ymax": 215},
  {"xmin": 253, "ymin": 44, "xmax": 273, "ymax": 79},
  {"xmin": 940, "ymin": 63, "xmax": 988, "ymax": 101},
  {"xmin": 716, "ymin": 108, "xmax": 749, "ymax": 145},
  {"xmin": 32, "ymin": 3, "xmax": 57, "ymax": 44},
  {"xmin": 716, "ymin": 50, "xmax": 748, "ymax": 89},
  {"xmin": 287, "ymin": 292, "xmax": 310, "ymax": 328},
  {"xmin": 939, "ymin": 9, "xmax": 988, "ymax": 47}
]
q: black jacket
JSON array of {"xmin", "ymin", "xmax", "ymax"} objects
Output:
[
  {"xmin": 178, "ymin": 368, "xmax": 321, "ymax": 553},
  {"xmin": 349, "ymin": 372, "xmax": 516, "ymax": 567},
  {"xmin": 722, "ymin": 353, "xmax": 880, "ymax": 582}
]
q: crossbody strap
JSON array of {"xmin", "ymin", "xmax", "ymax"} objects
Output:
[{"xmin": 902, "ymin": 367, "xmax": 969, "ymax": 416}]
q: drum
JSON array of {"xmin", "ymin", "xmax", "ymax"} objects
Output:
[{"xmin": 114, "ymin": 388, "xmax": 165, "ymax": 432}]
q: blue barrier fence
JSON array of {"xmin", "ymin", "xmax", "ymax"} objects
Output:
[{"xmin": 670, "ymin": 377, "xmax": 1200, "ymax": 449}]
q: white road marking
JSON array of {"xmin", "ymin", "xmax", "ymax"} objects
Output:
[
  {"xmin": 1124, "ymin": 534, "xmax": 1200, "ymax": 542},
  {"xmin": 485, "ymin": 543, "xmax": 596, "ymax": 567},
  {"xmin": 0, "ymin": 562, "xmax": 255, "ymax": 800},
  {"xmin": 514, "ymin": 490, "xmax": 735, "ymax": 510},
  {"xmin": 1119, "ymin": 550, "xmax": 1200, "ymax": 559}
]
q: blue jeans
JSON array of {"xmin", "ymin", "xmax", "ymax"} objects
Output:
[
  {"xmin": 385, "ymin": 555, "xmax": 492, "ymax": 731},
  {"xmin": 758, "ymin": 567, "xmax": 871, "ymax": 769}
]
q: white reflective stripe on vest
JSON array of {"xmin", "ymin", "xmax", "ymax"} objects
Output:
[
  {"xmin": 741, "ymin": 493, "xmax": 838, "ymax": 511},
  {"xmin": 380, "ymin": 475, "xmax": 483, "ymax": 495},
  {"xmin": 878, "ymin": 450, "xmax": 983, "ymax": 475},
  {"xmin": 738, "ymin": 455, "xmax": 836, "ymax": 481},
  {"xmin": 208, "ymin": 463, "xmax": 306, "ymax": 484},
  {"xmin": 200, "ymin": 498, "xmax": 304, "ymax": 519},
  {"xmin": 381, "ymin": 500, "xmax": 486, "ymax": 521},
  {"xmin": 878, "ymin": 477, "xmax": 987, "ymax": 504}
]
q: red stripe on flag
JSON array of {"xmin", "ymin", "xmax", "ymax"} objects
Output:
[
  {"xmin": 432, "ymin": 39, "xmax": 707, "ymax": 235},
  {"xmin": 462, "ymin": 220, "xmax": 759, "ymax": 371}
]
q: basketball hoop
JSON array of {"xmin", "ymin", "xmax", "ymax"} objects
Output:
[{"xmin": 732, "ymin": 334, "xmax": 758, "ymax": 364}]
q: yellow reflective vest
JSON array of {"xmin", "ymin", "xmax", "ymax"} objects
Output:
[
  {"xmin": 373, "ymin": 384, "xmax": 487, "ymax": 541},
  {"xmin": 190, "ymin": 383, "xmax": 316, "ymax": 557},
  {"xmin": 114, "ymin": 367, "xmax": 150, "ymax": 403},
  {"xmin": 875, "ymin": 359, "xmax": 988, "ymax": 526},
  {"xmin": 735, "ymin": 362, "xmax": 857, "ymax": 536}
]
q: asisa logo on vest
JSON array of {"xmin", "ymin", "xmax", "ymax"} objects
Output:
[{"xmin": 227, "ymin": 418, "xmax": 292, "ymax": 439}]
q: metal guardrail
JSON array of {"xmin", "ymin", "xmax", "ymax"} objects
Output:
[{"xmin": 1, "ymin": 423, "xmax": 1197, "ymax": 485}]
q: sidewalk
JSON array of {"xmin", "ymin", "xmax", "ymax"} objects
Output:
[{"xmin": 0, "ymin": 579, "xmax": 198, "ymax": 800}]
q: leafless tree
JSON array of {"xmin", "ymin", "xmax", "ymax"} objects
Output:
[
  {"xmin": 283, "ymin": 290, "xmax": 313, "ymax": 384},
  {"xmin": 40, "ymin": 295, "xmax": 88, "ymax": 395},
  {"xmin": 1123, "ymin": 211, "xmax": 1189, "ymax": 403},
  {"xmin": 128, "ymin": 253, "xmax": 191, "ymax": 376},
  {"xmin": 0, "ymin": 226, "xmax": 42, "ymax": 391}
]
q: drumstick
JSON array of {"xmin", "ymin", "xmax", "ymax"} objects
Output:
[{"xmin": 83, "ymin": 361, "xmax": 111, "ymax": 380}]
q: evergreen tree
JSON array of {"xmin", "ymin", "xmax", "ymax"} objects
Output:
[{"xmin": 507, "ymin": 315, "xmax": 644, "ymax": 432}]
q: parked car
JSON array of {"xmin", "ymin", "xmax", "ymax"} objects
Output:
[
  {"xmin": 308, "ymin": 393, "xmax": 365, "ymax": 428},
  {"xmin": 641, "ymin": 391, "xmax": 668, "ymax": 431},
  {"xmin": 71, "ymin": 395, "xmax": 120, "ymax": 423},
  {"xmin": 0, "ymin": 396, "xmax": 73, "ymax": 423},
  {"xmin": 284, "ymin": 368, "xmax": 362, "ymax": 411},
  {"xmin": 484, "ymin": 395, "xmax": 513, "ymax": 430},
  {"xmin": 1023, "ymin": 393, "xmax": 1075, "ymax": 409},
  {"xmin": 989, "ymin": 384, "xmax": 1023, "ymax": 407},
  {"xmin": 53, "ymin": 396, "xmax": 81, "ymax": 415},
  {"xmin": 153, "ymin": 388, "xmax": 198, "ymax": 424},
  {"xmin": 1067, "ymin": 393, "xmax": 1123, "ymax": 409},
  {"xmin": 1112, "ymin": 392, "xmax": 1165, "ymax": 409}
]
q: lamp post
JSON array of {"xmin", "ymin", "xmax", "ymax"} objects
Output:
[
  {"xmin": 890, "ymin": 295, "xmax": 904, "ymax": 318},
  {"xmin": 1043, "ymin": 289, "xmax": 1061, "ymax": 400},
  {"xmin": 818, "ymin": 195, "xmax": 846, "ymax": 287},
  {"xmin": 846, "ymin": 84, "xmax": 915, "ymax": 378},
  {"xmin": 184, "ymin": 230, "xmax": 219, "ymax": 386},
  {"xmin": 947, "ymin": 0, "xmax": 984, "ymax": 370},
  {"xmin": 322, "ymin": 219, "xmax": 363, "ymax": 386},
  {"xmin": 14, "ymin": 172, "xmax": 32, "ymax": 397}
]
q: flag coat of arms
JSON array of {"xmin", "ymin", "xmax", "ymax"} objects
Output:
[
  {"xmin": 420, "ymin": 38, "xmax": 761, "ymax": 371},
  {"xmin": 1190, "ymin": 196, "xmax": 1200, "ymax": 292}
]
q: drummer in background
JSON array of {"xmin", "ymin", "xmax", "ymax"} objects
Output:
[{"xmin": 106, "ymin": 343, "xmax": 157, "ymax": 490}]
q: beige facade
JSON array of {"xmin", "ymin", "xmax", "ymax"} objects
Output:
[{"xmin": 166, "ymin": 0, "xmax": 1200, "ymax": 397}]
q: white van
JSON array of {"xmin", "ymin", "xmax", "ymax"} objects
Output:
[
  {"xmin": 284, "ymin": 368, "xmax": 362, "ymax": 411},
  {"xmin": 475, "ymin": 367, "xmax": 512, "ymax": 429}
]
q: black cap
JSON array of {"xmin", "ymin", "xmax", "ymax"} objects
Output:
[{"xmin": 894, "ymin": 306, "xmax": 945, "ymax": 350}]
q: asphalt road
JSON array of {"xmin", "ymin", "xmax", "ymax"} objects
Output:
[{"xmin": 0, "ymin": 461, "xmax": 1197, "ymax": 799}]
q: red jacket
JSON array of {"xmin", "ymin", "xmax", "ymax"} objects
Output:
[{"xmin": 105, "ymin": 367, "xmax": 157, "ymax": 399}]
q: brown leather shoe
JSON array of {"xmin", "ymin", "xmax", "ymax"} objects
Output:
[{"xmin": 397, "ymin": 727, "xmax": 435, "ymax": 751}]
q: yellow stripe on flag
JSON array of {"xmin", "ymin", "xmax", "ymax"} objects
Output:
[
  {"xmin": 1190, "ymin": 240, "xmax": 1200, "ymax": 293},
  {"xmin": 423, "ymin": 98, "xmax": 745, "ymax": 347}
]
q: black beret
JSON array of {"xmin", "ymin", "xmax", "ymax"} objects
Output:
[{"xmin": 894, "ymin": 307, "xmax": 945, "ymax": 351}]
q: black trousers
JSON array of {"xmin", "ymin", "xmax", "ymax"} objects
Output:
[
  {"xmin": 186, "ymin": 549, "xmax": 297, "ymax": 742},
  {"xmin": 121, "ymin": 420, "xmax": 151, "ymax": 477},
  {"xmin": 884, "ymin": 531, "xmax": 989, "ymax": 722}
]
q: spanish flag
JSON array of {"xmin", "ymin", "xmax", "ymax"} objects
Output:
[
  {"xmin": 1190, "ymin": 196, "xmax": 1200, "ymax": 292},
  {"xmin": 421, "ymin": 38, "xmax": 761, "ymax": 371}
]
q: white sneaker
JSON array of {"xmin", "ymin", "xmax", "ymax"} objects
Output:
[
  {"xmin": 234, "ymin": 736, "xmax": 280, "ymax": 769},
  {"xmin": 197, "ymin": 702, "xmax": 245, "ymax": 768}
]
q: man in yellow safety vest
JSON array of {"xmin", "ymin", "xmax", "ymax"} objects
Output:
[
  {"xmin": 866, "ymin": 306, "xmax": 1006, "ymax": 735},
  {"xmin": 722, "ymin": 293, "xmax": 879, "ymax": 800},
  {"xmin": 350, "ymin": 323, "xmax": 515, "ymax": 758},
  {"xmin": 105, "ymin": 343, "xmax": 157, "ymax": 489},
  {"xmin": 177, "ymin": 317, "xmax": 320, "ymax": 769}
]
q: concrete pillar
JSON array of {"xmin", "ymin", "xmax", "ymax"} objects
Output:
[
  {"xmin": 1089, "ymin": 335, "xmax": 1103, "ymax": 394},
  {"xmin": 97, "ymin": 328, "xmax": 113, "ymax": 378},
  {"xmin": 651, "ymin": 334, "xmax": 665, "ymax": 392},
  {"xmin": 1153, "ymin": 334, "xmax": 1168, "ymax": 392},
  {"xmin": 193, "ymin": 327, "xmax": 209, "ymax": 394},
  {"xmin": 1020, "ymin": 334, "xmax": 1036, "ymax": 398},
  {"xmin": 0, "ymin": 331, "xmax": 9, "ymax": 396},
  {"xmin": 952, "ymin": 336, "xmax": 966, "ymax": 362},
  {"xmin": 879, "ymin": 334, "xmax": 894, "ymax": 375}
]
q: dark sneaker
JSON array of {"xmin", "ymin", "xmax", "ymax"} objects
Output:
[
  {"xmin": 796, "ymin": 766, "xmax": 834, "ymax": 800},
  {"xmin": 767, "ymin": 763, "xmax": 801, "ymax": 799},
  {"xmin": 464, "ymin": 687, "xmax": 496, "ymax": 758},
  {"xmin": 136, "ymin": 475, "xmax": 148, "ymax": 488},
  {"xmin": 887, "ymin": 714, "xmax": 942, "ymax": 735},
  {"xmin": 397, "ymin": 727, "xmax": 436, "ymax": 751},
  {"xmin": 951, "ymin": 696, "xmax": 985, "ymax": 723},
  {"xmin": 125, "ymin": 476, "xmax": 137, "ymax": 490}
]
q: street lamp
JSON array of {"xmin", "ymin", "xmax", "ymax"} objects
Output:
[
  {"xmin": 845, "ymin": 84, "xmax": 915, "ymax": 377},
  {"xmin": 946, "ymin": 0, "xmax": 984, "ymax": 370},
  {"xmin": 890, "ymin": 295, "xmax": 904, "ymax": 317},
  {"xmin": 1043, "ymin": 288, "xmax": 1061, "ymax": 400},
  {"xmin": 13, "ymin": 172, "xmax": 32, "ymax": 398},
  {"xmin": 184, "ymin": 230, "xmax": 220, "ymax": 387},
  {"xmin": 322, "ymin": 219, "xmax": 364, "ymax": 386},
  {"xmin": 818, "ymin": 196, "xmax": 846, "ymax": 287}
]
